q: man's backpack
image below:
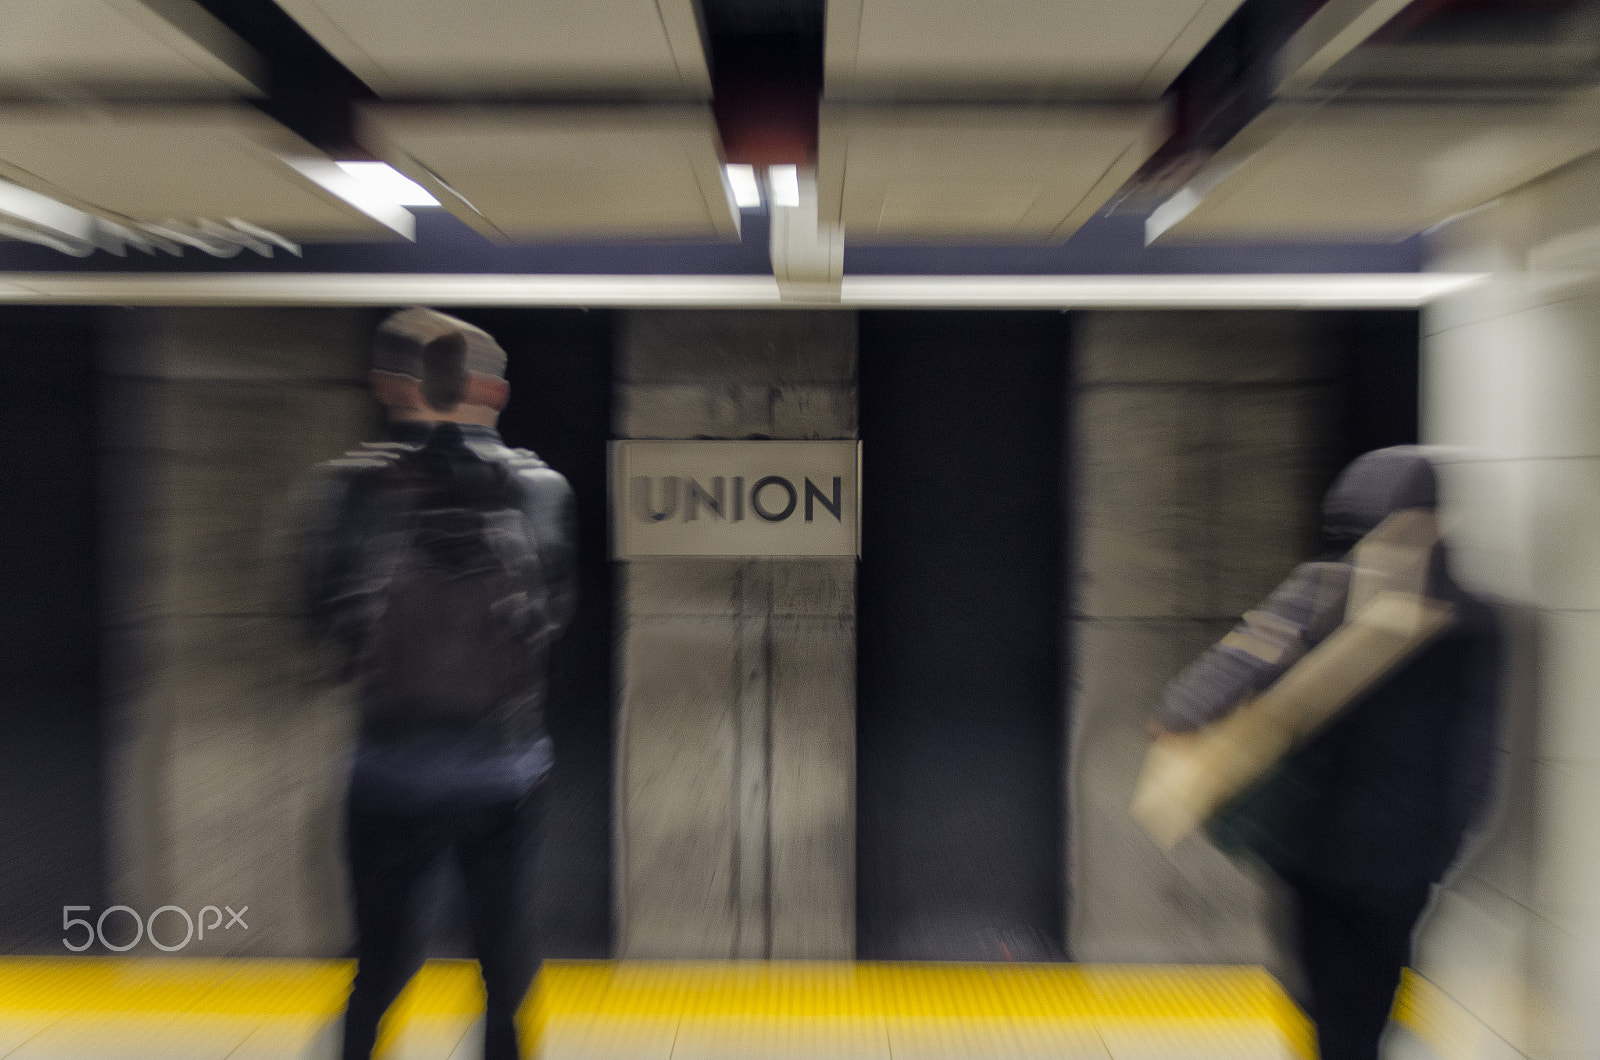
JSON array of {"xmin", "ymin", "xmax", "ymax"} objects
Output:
[{"xmin": 338, "ymin": 427, "xmax": 553, "ymax": 743}]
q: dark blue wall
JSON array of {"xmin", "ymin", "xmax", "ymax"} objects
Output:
[
  {"xmin": 856, "ymin": 311, "xmax": 1070, "ymax": 960},
  {"xmin": 0, "ymin": 307, "xmax": 105, "ymax": 952}
]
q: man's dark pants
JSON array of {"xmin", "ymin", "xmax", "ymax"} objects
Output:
[
  {"xmin": 1289, "ymin": 876, "xmax": 1432, "ymax": 1060},
  {"xmin": 341, "ymin": 785, "xmax": 543, "ymax": 1060}
]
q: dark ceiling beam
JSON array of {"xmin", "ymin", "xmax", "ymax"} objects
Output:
[
  {"xmin": 704, "ymin": 0, "xmax": 824, "ymax": 166},
  {"xmin": 1126, "ymin": 0, "xmax": 1332, "ymax": 202},
  {"xmin": 189, "ymin": 0, "xmax": 374, "ymax": 155}
]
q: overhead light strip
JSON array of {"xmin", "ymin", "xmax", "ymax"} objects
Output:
[
  {"xmin": 842, "ymin": 273, "xmax": 1487, "ymax": 307},
  {"xmin": 282, "ymin": 158, "xmax": 417, "ymax": 239},
  {"xmin": 335, "ymin": 162, "xmax": 440, "ymax": 207},
  {"xmin": 724, "ymin": 165, "xmax": 762, "ymax": 209},
  {"xmin": 0, "ymin": 273, "xmax": 1485, "ymax": 308},
  {"xmin": 769, "ymin": 165, "xmax": 801, "ymax": 209}
]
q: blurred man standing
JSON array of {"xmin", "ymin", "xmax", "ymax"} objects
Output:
[
  {"xmin": 290, "ymin": 309, "xmax": 576, "ymax": 1060},
  {"xmin": 1150, "ymin": 448, "xmax": 1503, "ymax": 1060}
]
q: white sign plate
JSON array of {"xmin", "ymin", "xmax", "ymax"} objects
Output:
[{"xmin": 610, "ymin": 440, "xmax": 861, "ymax": 558}]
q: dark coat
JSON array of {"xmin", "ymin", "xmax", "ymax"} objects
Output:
[
  {"xmin": 1298, "ymin": 589, "xmax": 1502, "ymax": 905},
  {"xmin": 1200, "ymin": 448, "xmax": 1504, "ymax": 906},
  {"xmin": 287, "ymin": 421, "xmax": 578, "ymax": 808}
]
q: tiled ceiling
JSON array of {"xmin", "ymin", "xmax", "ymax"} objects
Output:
[
  {"xmin": 272, "ymin": 0, "xmax": 712, "ymax": 98},
  {"xmin": 1156, "ymin": 94, "xmax": 1600, "ymax": 241},
  {"xmin": 9, "ymin": 0, "xmax": 1600, "ymax": 260},
  {"xmin": 824, "ymin": 0, "xmax": 1248, "ymax": 100},
  {"xmin": 0, "ymin": 0, "xmax": 262, "ymax": 99},
  {"xmin": 360, "ymin": 105, "xmax": 740, "ymax": 240},
  {"xmin": 819, "ymin": 104, "xmax": 1167, "ymax": 241},
  {"xmin": 0, "ymin": 105, "xmax": 410, "ymax": 239}
]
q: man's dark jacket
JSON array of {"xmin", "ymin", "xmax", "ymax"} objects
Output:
[
  {"xmin": 1161, "ymin": 448, "xmax": 1504, "ymax": 905},
  {"xmin": 290, "ymin": 421, "xmax": 577, "ymax": 807}
]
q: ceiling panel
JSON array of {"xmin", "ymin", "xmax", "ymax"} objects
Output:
[
  {"xmin": 360, "ymin": 105, "xmax": 739, "ymax": 241},
  {"xmin": 0, "ymin": 0, "xmax": 261, "ymax": 98},
  {"xmin": 0, "ymin": 106, "xmax": 411, "ymax": 240},
  {"xmin": 273, "ymin": 0, "xmax": 710, "ymax": 97},
  {"xmin": 818, "ymin": 104, "xmax": 1166, "ymax": 241},
  {"xmin": 825, "ymin": 0, "xmax": 1246, "ymax": 100},
  {"xmin": 1157, "ymin": 96, "xmax": 1600, "ymax": 242}
]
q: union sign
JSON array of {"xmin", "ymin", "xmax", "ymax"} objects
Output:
[{"xmin": 609, "ymin": 440, "xmax": 861, "ymax": 558}]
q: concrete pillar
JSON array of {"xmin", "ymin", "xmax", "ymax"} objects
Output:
[
  {"xmin": 102, "ymin": 308, "xmax": 377, "ymax": 955},
  {"xmin": 615, "ymin": 310, "xmax": 856, "ymax": 959},
  {"xmin": 1067, "ymin": 311, "xmax": 1337, "ymax": 971},
  {"xmin": 1411, "ymin": 153, "xmax": 1600, "ymax": 1060}
]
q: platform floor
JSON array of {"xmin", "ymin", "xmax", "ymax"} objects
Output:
[{"xmin": 0, "ymin": 959, "xmax": 1465, "ymax": 1060}]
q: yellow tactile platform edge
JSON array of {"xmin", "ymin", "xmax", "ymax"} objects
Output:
[
  {"xmin": 1392, "ymin": 967, "xmax": 1481, "ymax": 1060},
  {"xmin": 0, "ymin": 957, "xmax": 1468, "ymax": 1060}
]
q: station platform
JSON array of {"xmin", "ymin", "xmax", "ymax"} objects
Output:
[{"xmin": 0, "ymin": 958, "xmax": 1463, "ymax": 1060}]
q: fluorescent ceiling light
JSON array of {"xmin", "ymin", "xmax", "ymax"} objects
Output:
[
  {"xmin": 282, "ymin": 158, "xmax": 415, "ymax": 239},
  {"xmin": 0, "ymin": 273, "xmax": 1487, "ymax": 308},
  {"xmin": 769, "ymin": 165, "xmax": 801, "ymax": 208},
  {"xmin": 1145, "ymin": 187, "xmax": 1202, "ymax": 244},
  {"xmin": 335, "ymin": 161, "xmax": 439, "ymax": 206},
  {"xmin": 725, "ymin": 164, "xmax": 761, "ymax": 208},
  {"xmin": 841, "ymin": 273, "xmax": 1489, "ymax": 308}
]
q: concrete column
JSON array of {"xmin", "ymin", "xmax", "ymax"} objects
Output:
[
  {"xmin": 102, "ymin": 308, "xmax": 377, "ymax": 955},
  {"xmin": 1410, "ymin": 153, "xmax": 1600, "ymax": 1060},
  {"xmin": 615, "ymin": 310, "xmax": 856, "ymax": 959},
  {"xmin": 1067, "ymin": 311, "xmax": 1337, "ymax": 971}
]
